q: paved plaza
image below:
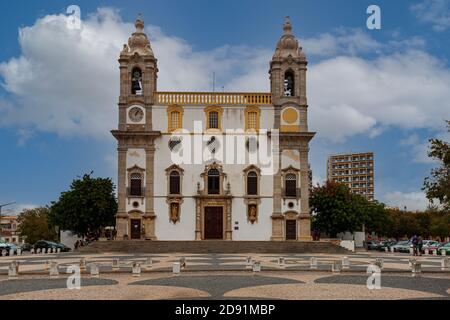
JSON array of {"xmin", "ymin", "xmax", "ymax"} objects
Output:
[{"xmin": 1, "ymin": 251, "xmax": 449, "ymax": 300}]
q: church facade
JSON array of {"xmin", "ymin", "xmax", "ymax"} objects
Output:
[{"xmin": 112, "ymin": 17, "xmax": 315, "ymax": 241}]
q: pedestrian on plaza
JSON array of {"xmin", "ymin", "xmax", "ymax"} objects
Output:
[
  {"xmin": 74, "ymin": 240, "xmax": 79, "ymax": 251},
  {"xmin": 417, "ymin": 236, "xmax": 423, "ymax": 256},
  {"xmin": 112, "ymin": 229, "xmax": 117, "ymax": 240},
  {"xmin": 411, "ymin": 235, "xmax": 419, "ymax": 256}
]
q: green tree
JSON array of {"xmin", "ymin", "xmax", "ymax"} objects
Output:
[
  {"xmin": 17, "ymin": 207, "xmax": 57, "ymax": 244},
  {"xmin": 423, "ymin": 120, "xmax": 450, "ymax": 210},
  {"xmin": 49, "ymin": 173, "xmax": 117, "ymax": 238},
  {"xmin": 311, "ymin": 181, "xmax": 365, "ymax": 237}
]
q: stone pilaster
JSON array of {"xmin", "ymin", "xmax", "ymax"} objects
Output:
[
  {"xmin": 298, "ymin": 145, "xmax": 311, "ymax": 241},
  {"xmin": 116, "ymin": 146, "xmax": 128, "ymax": 239},
  {"xmin": 144, "ymin": 145, "xmax": 157, "ymax": 240}
]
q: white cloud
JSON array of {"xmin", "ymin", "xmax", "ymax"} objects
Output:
[
  {"xmin": 411, "ymin": 0, "xmax": 450, "ymax": 31},
  {"xmin": 382, "ymin": 191, "xmax": 429, "ymax": 211},
  {"xmin": 308, "ymin": 51, "xmax": 450, "ymax": 141},
  {"xmin": 301, "ymin": 28, "xmax": 382, "ymax": 57},
  {"xmin": 0, "ymin": 8, "xmax": 269, "ymax": 139},
  {"xmin": 0, "ymin": 9, "xmax": 449, "ymax": 146}
]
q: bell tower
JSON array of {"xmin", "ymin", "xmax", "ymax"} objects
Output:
[
  {"xmin": 270, "ymin": 17, "xmax": 315, "ymax": 241},
  {"xmin": 270, "ymin": 16, "xmax": 308, "ymax": 132},
  {"xmin": 112, "ymin": 16, "xmax": 161, "ymax": 240}
]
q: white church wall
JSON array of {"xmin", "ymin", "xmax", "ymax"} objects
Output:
[
  {"xmin": 154, "ymin": 198, "xmax": 196, "ymax": 240},
  {"xmin": 232, "ymin": 198, "xmax": 273, "ymax": 240}
]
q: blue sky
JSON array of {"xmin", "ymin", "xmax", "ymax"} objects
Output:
[{"xmin": 0, "ymin": 0, "xmax": 449, "ymax": 214}]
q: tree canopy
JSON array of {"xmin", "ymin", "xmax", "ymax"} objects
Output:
[
  {"xmin": 48, "ymin": 173, "xmax": 117, "ymax": 238},
  {"xmin": 423, "ymin": 120, "xmax": 450, "ymax": 210},
  {"xmin": 17, "ymin": 207, "xmax": 57, "ymax": 244}
]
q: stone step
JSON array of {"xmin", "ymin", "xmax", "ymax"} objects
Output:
[{"xmin": 78, "ymin": 241, "xmax": 349, "ymax": 254}]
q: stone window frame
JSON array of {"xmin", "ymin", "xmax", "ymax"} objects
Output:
[
  {"xmin": 204, "ymin": 106, "xmax": 223, "ymax": 131},
  {"xmin": 283, "ymin": 68, "xmax": 296, "ymax": 97},
  {"xmin": 127, "ymin": 165, "xmax": 145, "ymax": 199},
  {"xmin": 244, "ymin": 106, "xmax": 261, "ymax": 132},
  {"xmin": 165, "ymin": 164, "xmax": 184, "ymax": 196},
  {"xmin": 199, "ymin": 161, "xmax": 228, "ymax": 196},
  {"xmin": 130, "ymin": 65, "xmax": 144, "ymax": 95},
  {"xmin": 243, "ymin": 164, "xmax": 261, "ymax": 197},
  {"xmin": 281, "ymin": 165, "xmax": 301, "ymax": 201},
  {"xmin": 167, "ymin": 105, "xmax": 184, "ymax": 132},
  {"xmin": 243, "ymin": 165, "xmax": 261, "ymax": 224}
]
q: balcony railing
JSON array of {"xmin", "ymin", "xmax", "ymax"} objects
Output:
[
  {"xmin": 155, "ymin": 92, "xmax": 272, "ymax": 105},
  {"xmin": 126, "ymin": 187, "xmax": 146, "ymax": 198},
  {"xmin": 281, "ymin": 188, "xmax": 302, "ymax": 199}
]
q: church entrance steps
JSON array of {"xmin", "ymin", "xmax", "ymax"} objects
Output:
[{"xmin": 78, "ymin": 241, "xmax": 349, "ymax": 254}]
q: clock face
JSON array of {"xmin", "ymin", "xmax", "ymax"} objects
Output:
[{"xmin": 129, "ymin": 107, "xmax": 144, "ymax": 123}]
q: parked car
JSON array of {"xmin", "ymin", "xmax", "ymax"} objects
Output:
[
  {"xmin": 426, "ymin": 242, "xmax": 443, "ymax": 254},
  {"xmin": 33, "ymin": 240, "xmax": 59, "ymax": 251},
  {"xmin": 53, "ymin": 242, "xmax": 71, "ymax": 252},
  {"xmin": 364, "ymin": 240, "xmax": 381, "ymax": 250},
  {"xmin": 379, "ymin": 240, "xmax": 397, "ymax": 251},
  {"xmin": 0, "ymin": 242, "xmax": 18, "ymax": 255},
  {"xmin": 437, "ymin": 242, "xmax": 450, "ymax": 255},
  {"xmin": 19, "ymin": 243, "xmax": 33, "ymax": 252},
  {"xmin": 421, "ymin": 240, "xmax": 441, "ymax": 254},
  {"xmin": 391, "ymin": 240, "xmax": 412, "ymax": 253}
]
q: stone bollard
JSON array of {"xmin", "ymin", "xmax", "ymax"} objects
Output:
[
  {"xmin": 8, "ymin": 261, "xmax": 19, "ymax": 279},
  {"xmin": 132, "ymin": 262, "xmax": 141, "ymax": 277},
  {"xmin": 145, "ymin": 257, "xmax": 153, "ymax": 270},
  {"xmin": 173, "ymin": 262, "xmax": 181, "ymax": 275},
  {"xmin": 252, "ymin": 261, "xmax": 261, "ymax": 273},
  {"xmin": 390, "ymin": 247, "xmax": 395, "ymax": 253},
  {"xmin": 179, "ymin": 257, "xmax": 186, "ymax": 269},
  {"xmin": 342, "ymin": 256, "xmax": 350, "ymax": 269},
  {"xmin": 332, "ymin": 260, "xmax": 342, "ymax": 273},
  {"xmin": 375, "ymin": 258, "xmax": 384, "ymax": 270},
  {"xmin": 9, "ymin": 249, "xmax": 14, "ymax": 256},
  {"xmin": 441, "ymin": 249, "xmax": 446, "ymax": 257},
  {"xmin": 433, "ymin": 249, "xmax": 438, "ymax": 256},
  {"xmin": 49, "ymin": 261, "xmax": 59, "ymax": 278},
  {"xmin": 310, "ymin": 257, "xmax": 318, "ymax": 269},
  {"xmin": 17, "ymin": 249, "xmax": 22, "ymax": 256},
  {"xmin": 424, "ymin": 249, "xmax": 429, "ymax": 255},
  {"xmin": 411, "ymin": 262, "xmax": 422, "ymax": 276},
  {"xmin": 246, "ymin": 256, "xmax": 252, "ymax": 268},
  {"xmin": 441, "ymin": 258, "xmax": 450, "ymax": 271},
  {"xmin": 57, "ymin": 248, "xmax": 61, "ymax": 254},
  {"xmin": 385, "ymin": 247, "xmax": 388, "ymax": 252},
  {"xmin": 80, "ymin": 258, "xmax": 86, "ymax": 271},
  {"xmin": 31, "ymin": 248, "xmax": 35, "ymax": 254},
  {"xmin": 90, "ymin": 263, "xmax": 99, "ymax": 278},
  {"xmin": 112, "ymin": 259, "xmax": 120, "ymax": 270},
  {"xmin": 409, "ymin": 247, "xmax": 414, "ymax": 255},
  {"xmin": 36, "ymin": 248, "xmax": 41, "ymax": 254},
  {"xmin": 1, "ymin": 249, "xmax": 7, "ymax": 257},
  {"xmin": 408, "ymin": 258, "xmax": 416, "ymax": 269},
  {"xmin": 277, "ymin": 257, "xmax": 285, "ymax": 267},
  {"xmin": 52, "ymin": 248, "xmax": 56, "ymax": 254}
]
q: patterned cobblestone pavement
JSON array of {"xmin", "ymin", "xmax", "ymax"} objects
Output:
[{"xmin": 1, "ymin": 251, "xmax": 449, "ymax": 300}]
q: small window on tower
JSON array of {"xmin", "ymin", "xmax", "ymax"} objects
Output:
[
  {"xmin": 131, "ymin": 67, "xmax": 142, "ymax": 95},
  {"xmin": 284, "ymin": 70, "xmax": 295, "ymax": 97},
  {"xmin": 130, "ymin": 173, "xmax": 143, "ymax": 196}
]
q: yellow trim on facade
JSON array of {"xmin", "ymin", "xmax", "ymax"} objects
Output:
[
  {"xmin": 280, "ymin": 125, "xmax": 300, "ymax": 132},
  {"xmin": 204, "ymin": 106, "xmax": 223, "ymax": 130},
  {"xmin": 245, "ymin": 106, "xmax": 261, "ymax": 132},
  {"xmin": 167, "ymin": 105, "xmax": 184, "ymax": 132}
]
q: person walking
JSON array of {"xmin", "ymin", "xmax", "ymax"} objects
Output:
[
  {"xmin": 411, "ymin": 235, "xmax": 419, "ymax": 256},
  {"xmin": 417, "ymin": 236, "xmax": 423, "ymax": 256}
]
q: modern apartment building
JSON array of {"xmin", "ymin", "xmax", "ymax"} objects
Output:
[{"xmin": 327, "ymin": 152, "xmax": 374, "ymax": 201}]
